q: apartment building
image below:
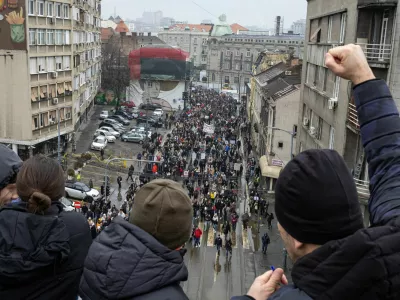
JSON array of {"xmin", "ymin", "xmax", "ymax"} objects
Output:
[
  {"xmin": 297, "ymin": 0, "xmax": 399, "ymax": 214},
  {"xmin": 207, "ymin": 33, "xmax": 304, "ymax": 94},
  {"xmin": 0, "ymin": 0, "xmax": 101, "ymax": 160}
]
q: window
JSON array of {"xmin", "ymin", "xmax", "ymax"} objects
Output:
[
  {"xmin": 55, "ymin": 3, "xmax": 62, "ymax": 18},
  {"xmin": 293, "ymin": 125, "xmax": 298, "ymax": 136},
  {"xmin": 329, "ymin": 126, "xmax": 335, "ymax": 149},
  {"xmin": 37, "ymin": 1, "xmax": 44, "ymax": 16},
  {"xmin": 236, "ymin": 50, "xmax": 240, "ymax": 56},
  {"xmin": 63, "ymin": 56, "xmax": 71, "ymax": 69},
  {"xmin": 333, "ymin": 76, "xmax": 340, "ymax": 99},
  {"xmin": 278, "ymin": 142, "xmax": 283, "ymax": 149},
  {"xmin": 194, "ymin": 38, "xmax": 198, "ymax": 45},
  {"xmin": 29, "ymin": 58, "xmax": 37, "ymax": 74},
  {"xmin": 327, "ymin": 16, "xmax": 332, "ymax": 43},
  {"xmin": 317, "ymin": 117, "xmax": 323, "ymax": 140},
  {"xmin": 33, "ymin": 116, "xmax": 39, "ymax": 129},
  {"xmin": 55, "ymin": 56, "xmax": 62, "ymax": 70},
  {"xmin": 47, "ymin": 57, "xmax": 55, "ymax": 72},
  {"xmin": 226, "ymin": 50, "xmax": 230, "ymax": 56},
  {"xmin": 37, "ymin": 57, "xmax": 46, "ymax": 72},
  {"xmin": 28, "ymin": 0, "xmax": 35, "ymax": 15},
  {"xmin": 47, "ymin": 2, "xmax": 53, "ymax": 17},
  {"xmin": 212, "ymin": 73, "xmax": 215, "ymax": 81},
  {"xmin": 234, "ymin": 77, "xmax": 239, "ymax": 83},
  {"xmin": 64, "ymin": 30, "xmax": 70, "ymax": 44},
  {"xmin": 29, "ymin": 29, "xmax": 36, "ymax": 45},
  {"xmin": 244, "ymin": 78, "xmax": 250, "ymax": 84},
  {"xmin": 235, "ymin": 63, "xmax": 240, "ymax": 71},
  {"xmin": 193, "ymin": 46, "xmax": 197, "ymax": 53},
  {"xmin": 340, "ymin": 13, "xmax": 346, "ymax": 43},
  {"xmin": 224, "ymin": 76, "xmax": 229, "ymax": 83},
  {"xmin": 55, "ymin": 30, "xmax": 63, "ymax": 45},
  {"xmin": 46, "ymin": 29, "xmax": 54, "ymax": 45},
  {"xmin": 246, "ymin": 51, "xmax": 250, "ymax": 57},
  {"xmin": 245, "ymin": 64, "xmax": 251, "ymax": 71},
  {"xmin": 37, "ymin": 29, "xmax": 46, "ymax": 45},
  {"xmin": 63, "ymin": 4, "xmax": 69, "ymax": 19}
]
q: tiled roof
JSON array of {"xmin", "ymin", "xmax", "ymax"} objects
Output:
[
  {"xmin": 231, "ymin": 23, "xmax": 248, "ymax": 33},
  {"xmin": 255, "ymin": 62, "xmax": 287, "ymax": 85},
  {"xmin": 271, "ymin": 84, "xmax": 299, "ymax": 100},
  {"xmin": 170, "ymin": 24, "xmax": 213, "ymax": 32},
  {"xmin": 115, "ymin": 21, "xmax": 129, "ymax": 33},
  {"xmin": 264, "ymin": 77, "xmax": 299, "ymax": 101},
  {"xmin": 101, "ymin": 28, "xmax": 114, "ymax": 41}
]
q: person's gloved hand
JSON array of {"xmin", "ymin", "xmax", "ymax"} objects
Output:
[
  {"xmin": 325, "ymin": 44, "xmax": 375, "ymax": 85},
  {"xmin": 246, "ymin": 268, "xmax": 288, "ymax": 300}
]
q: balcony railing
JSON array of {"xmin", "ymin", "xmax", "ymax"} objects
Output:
[
  {"xmin": 347, "ymin": 102, "xmax": 360, "ymax": 130},
  {"xmin": 354, "ymin": 178, "xmax": 370, "ymax": 198},
  {"xmin": 357, "ymin": 43, "xmax": 392, "ymax": 63}
]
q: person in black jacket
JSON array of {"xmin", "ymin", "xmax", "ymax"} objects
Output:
[
  {"xmin": 0, "ymin": 145, "xmax": 22, "ymax": 206},
  {"xmin": 233, "ymin": 45, "xmax": 400, "ymax": 300},
  {"xmin": 0, "ymin": 155, "xmax": 91, "ymax": 300},
  {"xmin": 80, "ymin": 179, "xmax": 192, "ymax": 300}
]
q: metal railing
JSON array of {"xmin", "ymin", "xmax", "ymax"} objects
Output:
[
  {"xmin": 347, "ymin": 102, "xmax": 360, "ymax": 129},
  {"xmin": 357, "ymin": 43, "xmax": 392, "ymax": 63},
  {"xmin": 354, "ymin": 178, "xmax": 370, "ymax": 198}
]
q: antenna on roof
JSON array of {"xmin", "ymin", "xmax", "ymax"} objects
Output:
[{"xmin": 192, "ymin": 1, "xmax": 218, "ymax": 18}]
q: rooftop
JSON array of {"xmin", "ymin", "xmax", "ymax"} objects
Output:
[
  {"xmin": 255, "ymin": 62, "xmax": 287, "ymax": 86},
  {"xmin": 231, "ymin": 23, "xmax": 249, "ymax": 33}
]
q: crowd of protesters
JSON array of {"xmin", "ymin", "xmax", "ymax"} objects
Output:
[{"xmin": 0, "ymin": 45, "xmax": 398, "ymax": 300}]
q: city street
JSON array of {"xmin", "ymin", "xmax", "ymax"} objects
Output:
[{"xmin": 70, "ymin": 105, "xmax": 292, "ymax": 299}]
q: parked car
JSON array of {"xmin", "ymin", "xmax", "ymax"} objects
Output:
[
  {"xmin": 99, "ymin": 110, "xmax": 109, "ymax": 120},
  {"xmin": 65, "ymin": 181, "xmax": 100, "ymax": 202},
  {"xmin": 99, "ymin": 126, "xmax": 121, "ymax": 137},
  {"xmin": 136, "ymin": 116, "xmax": 163, "ymax": 128},
  {"xmin": 99, "ymin": 122, "xmax": 126, "ymax": 133},
  {"xmin": 101, "ymin": 119, "xmax": 128, "ymax": 131},
  {"xmin": 130, "ymin": 126, "xmax": 151, "ymax": 138},
  {"xmin": 139, "ymin": 103, "xmax": 162, "ymax": 111},
  {"xmin": 153, "ymin": 108, "xmax": 164, "ymax": 118},
  {"xmin": 115, "ymin": 110, "xmax": 133, "ymax": 120},
  {"xmin": 120, "ymin": 101, "xmax": 136, "ymax": 108},
  {"xmin": 60, "ymin": 197, "xmax": 75, "ymax": 212},
  {"xmin": 91, "ymin": 136, "xmax": 107, "ymax": 151},
  {"xmin": 94, "ymin": 129, "xmax": 117, "ymax": 142},
  {"xmin": 121, "ymin": 132, "xmax": 145, "ymax": 144},
  {"xmin": 109, "ymin": 115, "xmax": 130, "ymax": 125}
]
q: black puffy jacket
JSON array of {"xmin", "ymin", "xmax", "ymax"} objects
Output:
[
  {"xmin": 0, "ymin": 201, "xmax": 91, "ymax": 300},
  {"xmin": 80, "ymin": 217, "xmax": 189, "ymax": 300}
]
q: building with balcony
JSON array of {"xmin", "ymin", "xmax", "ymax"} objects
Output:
[
  {"xmin": 0, "ymin": 0, "xmax": 101, "ymax": 160},
  {"xmin": 297, "ymin": 0, "xmax": 399, "ymax": 221},
  {"xmin": 207, "ymin": 15, "xmax": 304, "ymax": 94}
]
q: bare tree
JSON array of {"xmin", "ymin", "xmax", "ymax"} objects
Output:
[{"xmin": 101, "ymin": 34, "xmax": 130, "ymax": 110}]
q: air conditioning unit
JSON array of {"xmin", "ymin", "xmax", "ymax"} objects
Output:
[
  {"xmin": 52, "ymin": 98, "xmax": 59, "ymax": 105},
  {"xmin": 303, "ymin": 117, "xmax": 309, "ymax": 127},
  {"xmin": 51, "ymin": 72, "xmax": 58, "ymax": 79},
  {"xmin": 309, "ymin": 126, "xmax": 316, "ymax": 137},
  {"xmin": 328, "ymin": 98, "xmax": 338, "ymax": 110},
  {"xmin": 285, "ymin": 71, "xmax": 292, "ymax": 75}
]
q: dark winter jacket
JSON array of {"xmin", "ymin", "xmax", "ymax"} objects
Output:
[
  {"xmin": 0, "ymin": 201, "xmax": 91, "ymax": 300},
  {"xmin": 79, "ymin": 217, "xmax": 189, "ymax": 300},
  {"xmin": 233, "ymin": 79, "xmax": 400, "ymax": 300}
]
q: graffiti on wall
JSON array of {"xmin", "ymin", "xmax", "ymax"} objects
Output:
[
  {"xmin": 95, "ymin": 89, "xmax": 127, "ymax": 106},
  {"xmin": 0, "ymin": 0, "xmax": 26, "ymax": 50}
]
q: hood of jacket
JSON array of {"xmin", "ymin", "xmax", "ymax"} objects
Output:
[
  {"xmin": 292, "ymin": 219, "xmax": 400, "ymax": 299},
  {"xmin": 0, "ymin": 202, "xmax": 70, "ymax": 285},
  {"xmin": 80, "ymin": 217, "xmax": 188, "ymax": 299}
]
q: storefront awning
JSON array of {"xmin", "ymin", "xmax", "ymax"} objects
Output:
[{"xmin": 259, "ymin": 155, "xmax": 282, "ymax": 179}]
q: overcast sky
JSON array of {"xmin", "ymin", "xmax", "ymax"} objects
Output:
[{"xmin": 101, "ymin": 0, "xmax": 307, "ymax": 28}]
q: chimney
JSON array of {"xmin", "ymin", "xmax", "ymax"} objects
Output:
[
  {"xmin": 148, "ymin": 32, "xmax": 151, "ymax": 36},
  {"xmin": 133, "ymin": 32, "xmax": 137, "ymax": 36},
  {"xmin": 120, "ymin": 32, "xmax": 126, "ymax": 36}
]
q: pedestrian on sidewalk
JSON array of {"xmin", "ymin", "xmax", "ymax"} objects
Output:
[
  {"xmin": 137, "ymin": 152, "xmax": 142, "ymax": 167},
  {"xmin": 76, "ymin": 171, "xmax": 81, "ymax": 182},
  {"xmin": 117, "ymin": 175, "xmax": 122, "ymax": 190},
  {"xmin": 88, "ymin": 178, "xmax": 93, "ymax": 189},
  {"xmin": 267, "ymin": 212, "xmax": 274, "ymax": 230},
  {"xmin": 127, "ymin": 166, "xmax": 134, "ymax": 182},
  {"xmin": 215, "ymin": 234, "xmax": 223, "ymax": 256},
  {"xmin": 225, "ymin": 238, "xmax": 232, "ymax": 260},
  {"xmin": 261, "ymin": 232, "xmax": 270, "ymax": 254},
  {"xmin": 231, "ymin": 211, "xmax": 238, "ymax": 232},
  {"xmin": 100, "ymin": 148, "xmax": 104, "ymax": 160},
  {"xmin": 193, "ymin": 226, "xmax": 202, "ymax": 248}
]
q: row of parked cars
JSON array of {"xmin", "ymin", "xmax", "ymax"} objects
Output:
[{"xmin": 91, "ymin": 106, "xmax": 163, "ymax": 151}]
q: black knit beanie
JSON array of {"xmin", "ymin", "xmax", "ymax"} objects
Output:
[{"xmin": 275, "ymin": 149, "xmax": 364, "ymax": 245}]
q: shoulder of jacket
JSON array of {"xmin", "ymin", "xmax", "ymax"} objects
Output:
[
  {"xmin": 268, "ymin": 284, "xmax": 312, "ymax": 300},
  {"xmin": 134, "ymin": 283, "xmax": 188, "ymax": 300}
]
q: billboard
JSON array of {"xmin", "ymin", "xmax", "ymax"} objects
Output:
[{"xmin": 0, "ymin": 0, "xmax": 27, "ymax": 50}]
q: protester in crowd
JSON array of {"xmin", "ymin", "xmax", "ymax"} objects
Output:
[
  {"xmin": 80, "ymin": 179, "xmax": 192, "ymax": 299},
  {"xmin": 0, "ymin": 155, "xmax": 91, "ymax": 299},
  {"xmin": 0, "ymin": 145, "xmax": 22, "ymax": 206},
  {"xmin": 232, "ymin": 44, "xmax": 400, "ymax": 300}
]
